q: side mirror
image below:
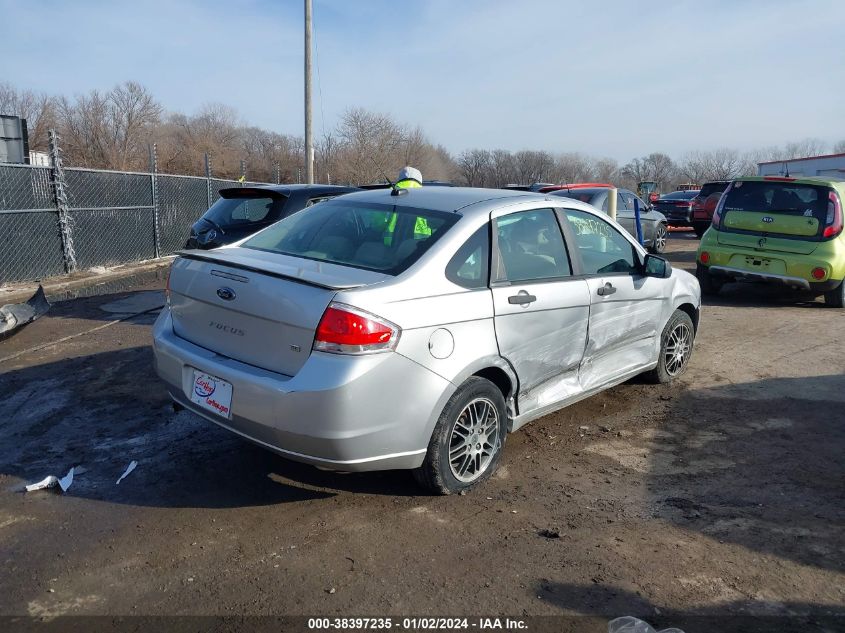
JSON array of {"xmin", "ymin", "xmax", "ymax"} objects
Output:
[{"xmin": 644, "ymin": 254, "xmax": 672, "ymax": 278}]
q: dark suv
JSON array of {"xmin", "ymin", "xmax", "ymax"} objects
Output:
[
  {"xmin": 186, "ymin": 184, "xmax": 358, "ymax": 249},
  {"xmin": 691, "ymin": 181, "xmax": 730, "ymax": 238}
]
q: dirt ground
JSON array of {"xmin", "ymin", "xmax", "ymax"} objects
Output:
[{"xmin": 1, "ymin": 234, "xmax": 843, "ymax": 631}]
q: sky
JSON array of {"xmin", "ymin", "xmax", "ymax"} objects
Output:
[{"xmin": 3, "ymin": 0, "xmax": 845, "ymax": 162}]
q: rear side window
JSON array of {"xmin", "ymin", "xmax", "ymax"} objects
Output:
[
  {"xmin": 446, "ymin": 225, "xmax": 490, "ymax": 289},
  {"xmin": 243, "ymin": 201, "xmax": 458, "ymax": 275},
  {"xmin": 563, "ymin": 208, "xmax": 638, "ymax": 275},
  {"xmin": 204, "ymin": 196, "xmax": 283, "ymax": 226}
]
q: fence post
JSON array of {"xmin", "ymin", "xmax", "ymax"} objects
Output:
[
  {"xmin": 48, "ymin": 129, "xmax": 77, "ymax": 274},
  {"xmin": 149, "ymin": 143, "xmax": 161, "ymax": 258},
  {"xmin": 275, "ymin": 163, "xmax": 280, "ymax": 184},
  {"xmin": 240, "ymin": 160, "xmax": 246, "ymax": 184},
  {"xmin": 205, "ymin": 153, "xmax": 212, "ymax": 208}
]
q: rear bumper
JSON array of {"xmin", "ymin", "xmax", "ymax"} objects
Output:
[
  {"xmin": 708, "ymin": 266, "xmax": 842, "ymax": 292},
  {"xmin": 152, "ymin": 309, "xmax": 456, "ymax": 471},
  {"xmin": 661, "ymin": 209, "xmax": 692, "ymax": 225}
]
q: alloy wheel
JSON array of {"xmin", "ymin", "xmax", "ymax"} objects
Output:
[
  {"xmin": 654, "ymin": 225, "xmax": 667, "ymax": 251},
  {"xmin": 448, "ymin": 397, "xmax": 500, "ymax": 483},
  {"xmin": 664, "ymin": 322, "xmax": 692, "ymax": 376}
]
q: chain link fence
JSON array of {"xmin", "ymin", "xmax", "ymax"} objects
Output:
[{"xmin": 0, "ymin": 158, "xmax": 271, "ymax": 286}]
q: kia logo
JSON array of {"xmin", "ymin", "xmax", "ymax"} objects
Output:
[
  {"xmin": 762, "ymin": 216, "xmax": 774, "ymax": 224},
  {"xmin": 217, "ymin": 287, "xmax": 236, "ymax": 301}
]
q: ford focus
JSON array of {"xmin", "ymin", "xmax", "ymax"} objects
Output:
[{"xmin": 153, "ymin": 187, "xmax": 701, "ymax": 493}]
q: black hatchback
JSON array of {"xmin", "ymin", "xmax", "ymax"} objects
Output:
[{"xmin": 185, "ymin": 184, "xmax": 359, "ymax": 249}]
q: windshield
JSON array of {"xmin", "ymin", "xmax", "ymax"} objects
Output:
[
  {"xmin": 202, "ymin": 194, "xmax": 286, "ymax": 228},
  {"xmin": 243, "ymin": 200, "xmax": 459, "ymax": 275}
]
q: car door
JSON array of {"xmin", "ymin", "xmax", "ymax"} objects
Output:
[
  {"xmin": 559, "ymin": 207, "xmax": 668, "ymax": 391},
  {"xmin": 490, "ymin": 208, "xmax": 591, "ymax": 419}
]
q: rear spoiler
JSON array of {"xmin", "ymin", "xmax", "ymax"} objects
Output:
[
  {"xmin": 219, "ymin": 187, "xmax": 288, "ymax": 199},
  {"xmin": 175, "ymin": 250, "xmax": 381, "ymax": 291}
]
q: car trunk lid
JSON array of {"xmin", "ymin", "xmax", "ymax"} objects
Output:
[{"xmin": 168, "ymin": 248, "xmax": 389, "ymax": 376}]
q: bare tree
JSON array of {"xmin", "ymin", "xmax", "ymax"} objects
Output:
[
  {"xmin": 335, "ymin": 107, "xmax": 403, "ymax": 184},
  {"xmin": 834, "ymin": 140, "xmax": 845, "ymax": 154},
  {"xmin": 457, "ymin": 149, "xmax": 492, "ymax": 187},
  {"xmin": 0, "ymin": 82, "xmax": 55, "ymax": 152},
  {"xmin": 621, "ymin": 152, "xmax": 676, "ymax": 191}
]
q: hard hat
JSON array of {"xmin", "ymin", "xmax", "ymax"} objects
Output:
[{"xmin": 398, "ymin": 166, "xmax": 422, "ymax": 184}]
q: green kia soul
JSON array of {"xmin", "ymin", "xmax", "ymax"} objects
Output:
[{"xmin": 696, "ymin": 176, "xmax": 845, "ymax": 307}]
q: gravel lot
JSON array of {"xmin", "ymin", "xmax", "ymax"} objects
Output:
[{"xmin": 1, "ymin": 234, "xmax": 843, "ymax": 631}]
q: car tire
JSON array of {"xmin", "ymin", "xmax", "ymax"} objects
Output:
[
  {"xmin": 413, "ymin": 377, "xmax": 507, "ymax": 495},
  {"xmin": 824, "ymin": 281, "xmax": 845, "ymax": 308},
  {"xmin": 696, "ymin": 263, "xmax": 723, "ymax": 296},
  {"xmin": 693, "ymin": 224, "xmax": 707, "ymax": 239},
  {"xmin": 645, "ymin": 310, "xmax": 695, "ymax": 384},
  {"xmin": 649, "ymin": 223, "xmax": 668, "ymax": 254}
]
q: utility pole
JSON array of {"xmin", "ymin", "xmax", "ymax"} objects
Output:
[{"xmin": 304, "ymin": 0, "xmax": 314, "ymax": 184}]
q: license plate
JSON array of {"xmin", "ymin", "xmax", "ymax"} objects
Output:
[
  {"xmin": 745, "ymin": 256, "xmax": 771, "ymax": 268},
  {"xmin": 190, "ymin": 370, "xmax": 233, "ymax": 419}
]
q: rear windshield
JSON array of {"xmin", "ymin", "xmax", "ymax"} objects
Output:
[
  {"xmin": 660, "ymin": 191, "xmax": 699, "ymax": 200},
  {"xmin": 203, "ymin": 194, "xmax": 286, "ymax": 227},
  {"xmin": 723, "ymin": 181, "xmax": 829, "ymax": 222},
  {"xmin": 699, "ymin": 182, "xmax": 729, "ymax": 197},
  {"xmin": 242, "ymin": 201, "xmax": 459, "ymax": 275},
  {"xmin": 549, "ymin": 189, "xmax": 604, "ymax": 204}
]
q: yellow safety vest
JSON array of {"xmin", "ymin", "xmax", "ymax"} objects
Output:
[{"xmin": 385, "ymin": 180, "xmax": 430, "ymax": 240}]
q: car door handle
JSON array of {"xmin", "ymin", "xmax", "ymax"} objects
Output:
[
  {"xmin": 508, "ymin": 292, "xmax": 537, "ymax": 305},
  {"xmin": 597, "ymin": 282, "xmax": 616, "ymax": 296}
]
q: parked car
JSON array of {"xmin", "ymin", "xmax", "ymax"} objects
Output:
[
  {"xmin": 697, "ymin": 176, "xmax": 845, "ymax": 307},
  {"xmin": 185, "ymin": 184, "xmax": 358, "ymax": 249},
  {"xmin": 154, "ymin": 187, "xmax": 701, "ymax": 493},
  {"xmin": 545, "ymin": 186, "xmax": 669, "ymax": 254},
  {"xmin": 653, "ymin": 190, "xmax": 701, "ymax": 228},
  {"xmin": 690, "ymin": 181, "xmax": 730, "ymax": 237}
]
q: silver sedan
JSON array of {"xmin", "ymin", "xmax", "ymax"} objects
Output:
[{"xmin": 153, "ymin": 187, "xmax": 701, "ymax": 494}]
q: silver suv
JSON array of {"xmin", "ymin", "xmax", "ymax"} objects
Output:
[{"xmin": 153, "ymin": 187, "xmax": 701, "ymax": 494}]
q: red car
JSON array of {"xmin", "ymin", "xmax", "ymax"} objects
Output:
[{"xmin": 690, "ymin": 181, "xmax": 730, "ymax": 238}]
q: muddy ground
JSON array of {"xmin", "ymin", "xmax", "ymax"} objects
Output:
[{"xmin": 0, "ymin": 234, "xmax": 843, "ymax": 632}]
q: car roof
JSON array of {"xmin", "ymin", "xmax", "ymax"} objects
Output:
[
  {"xmin": 735, "ymin": 175, "xmax": 844, "ymax": 187},
  {"xmin": 325, "ymin": 186, "xmax": 548, "ymax": 215}
]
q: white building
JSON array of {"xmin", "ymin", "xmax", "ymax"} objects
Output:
[{"xmin": 758, "ymin": 153, "xmax": 845, "ymax": 178}]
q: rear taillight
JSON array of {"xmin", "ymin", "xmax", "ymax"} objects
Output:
[
  {"xmin": 823, "ymin": 191, "xmax": 843, "ymax": 239},
  {"xmin": 313, "ymin": 302, "xmax": 400, "ymax": 354},
  {"xmin": 699, "ymin": 251, "xmax": 710, "ymax": 264},
  {"xmin": 811, "ymin": 267, "xmax": 826, "ymax": 280}
]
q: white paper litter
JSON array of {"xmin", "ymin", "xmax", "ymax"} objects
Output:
[
  {"xmin": 116, "ymin": 460, "xmax": 138, "ymax": 484},
  {"xmin": 25, "ymin": 467, "xmax": 75, "ymax": 493}
]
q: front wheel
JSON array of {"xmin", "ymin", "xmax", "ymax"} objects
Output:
[
  {"xmin": 645, "ymin": 310, "xmax": 695, "ymax": 384},
  {"xmin": 413, "ymin": 377, "xmax": 507, "ymax": 495},
  {"xmin": 649, "ymin": 223, "xmax": 668, "ymax": 254},
  {"xmin": 824, "ymin": 281, "xmax": 845, "ymax": 308}
]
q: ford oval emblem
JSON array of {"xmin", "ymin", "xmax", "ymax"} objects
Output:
[
  {"xmin": 762, "ymin": 216, "xmax": 774, "ymax": 223},
  {"xmin": 216, "ymin": 287, "xmax": 236, "ymax": 301}
]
